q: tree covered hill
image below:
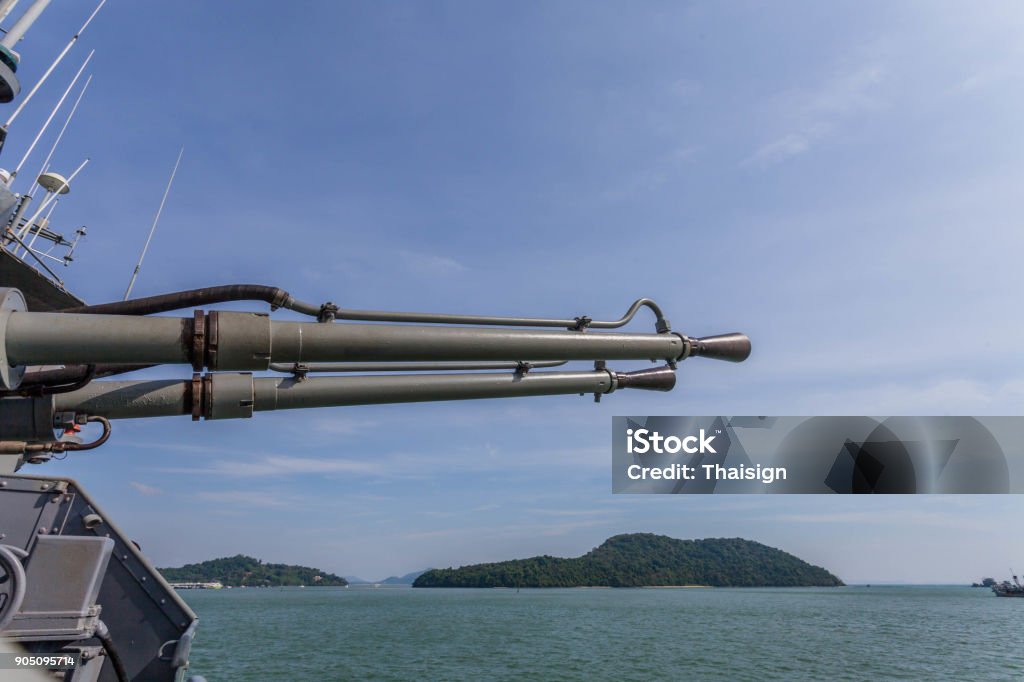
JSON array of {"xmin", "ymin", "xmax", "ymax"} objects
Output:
[
  {"xmin": 413, "ymin": 534, "xmax": 843, "ymax": 588},
  {"xmin": 159, "ymin": 555, "xmax": 348, "ymax": 587}
]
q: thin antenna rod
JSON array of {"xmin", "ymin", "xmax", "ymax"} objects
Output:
[
  {"xmin": 3, "ymin": 0, "xmax": 105, "ymax": 129},
  {"xmin": 15, "ymin": 155, "xmax": 87, "ymax": 242},
  {"xmin": 124, "ymin": 147, "xmax": 184, "ymax": 300},
  {"xmin": 23, "ymin": 192, "xmax": 56, "ymax": 250},
  {"xmin": 28, "ymin": 73, "xmax": 91, "ymax": 199},
  {"xmin": 0, "ymin": 1, "xmax": 22, "ymax": 25},
  {"xmin": 9, "ymin": 49, "xmax": 92, "ymax": 185}
]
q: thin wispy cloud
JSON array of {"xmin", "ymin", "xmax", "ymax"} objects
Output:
[
  {"xmin": 152, "ymin": 442, "xmax": 609, "ymax": 481},
  {"xmin": 398, "ymin": 250, "xmax": 467, "ymax": 276},
  {"xmin": 129, "ymin": 481, "xmax": 161, "ymax": 496},
  {"xmin": 162, "ymin": 455, "xmax": 386, "ymax": 478},
  {"xmin": 743, "ymin": 133, "xmax": 812, "ymax": 167},
  {"xmin": 763, "ymin": 509, "xmax": 991, "ymax": 533},
  {"xmin": 194, "ymin": 490, "xmax": 297, "ymax": 509},
  {"xmin": 743, "ymin": 65, "xmax": 885, "ymax": 168},
  {"xmin": 800, "ymin": 378, "xmax": 1024, "ymax": 415},
  {"xmin": 310, "ymin": 416, "xmax": 379, "ymax": 436}
]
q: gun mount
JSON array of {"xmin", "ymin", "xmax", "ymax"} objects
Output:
[
  {"xmin": 0, "ymin": 5, "xmax": 751, "ymax": 679},
  {"xmin": 0, "ymin": 284, "xmax": 750, "ymax": 468},
  {"xmin": 0, "ymin": 283, "xmax": 749, "ymax": 681}
]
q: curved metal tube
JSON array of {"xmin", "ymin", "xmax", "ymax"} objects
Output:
[
  {"xmin": 318, "ymin": 297, "xmax": 669, "ymax": 330},
  {"xmin": 62, "ymin": 415, "xmax": 111, "ymax": 451}
]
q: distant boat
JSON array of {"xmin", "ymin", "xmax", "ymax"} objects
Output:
[{"xmin": 992, "ymin": 573, "xmax": 1024, "ymax": 598}]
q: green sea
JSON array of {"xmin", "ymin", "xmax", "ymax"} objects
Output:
[{"xmin": 183, "ymin": 585, "xmax": 1023, "ymax": 680}]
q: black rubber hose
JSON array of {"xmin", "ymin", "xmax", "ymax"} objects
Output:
[
  {"xmin": 60, "ymin": 284, "xmax": 294, "ymax": 316},
  {"xmin": 94, "ymin": 620, "xmax": 130, "ymax": 682}
]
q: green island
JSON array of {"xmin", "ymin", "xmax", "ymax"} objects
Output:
[
  {"xmin": 413, "ymin": 534, "xmax": 843, "ymax": 588},
  {"xmin": 158, "ymin": 555, "xmax": 348, "ymax": 587}
]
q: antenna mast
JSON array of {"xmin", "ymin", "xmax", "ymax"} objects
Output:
[
  {"xmin": 9, "ymin": 48, "xmax": 91, "ymax": 186},
  {"xmin": 0, "ymin": 1, "xmax": 22, "ymax": 24},
  {"xmin": 28, "ymin": 72, "xmax": 91, "ymax": 198},
  {"xmin": 124, "ymin": 147, "xmax": 184, "ymax": 300},
  {"xmin": 0, "ymin": 0, "xmax": 50, "ymax": 48},
  {"xmin": 13, "ymin": 155, "xmax": 86, "ymax": 246},
  {"xmin": 2, "ymin": 0, "xmax": 104, "ymax": 130}
]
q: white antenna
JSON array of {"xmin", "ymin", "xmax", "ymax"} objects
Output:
[
  {"xmin": 0, "ymin": 0, "xmax": 50, "ymax": 48},
  {"xmin": 124, "ymin": 147, "xmax": 184, "ymax": 300},
  {"xmin": 28, "ymin": 73, "xmax": 91, "ymax": 198},
  {"xmin": 15, "ymin": 156, "xmax": 86, "ymax": 244},
  {"xmin": 23, "ymin": 190, "xmax": 57, "ymax": 251},
  {"xmin": 3, "ymin": 0, "xmax": 105, "ymax": 130},
  {"xmin": 9, "ymin": 49, "xmax": 92, "ymax": 186},
  {"xmin": 0, "ymin": 1, "xmax": 22, "ymax": 25}
]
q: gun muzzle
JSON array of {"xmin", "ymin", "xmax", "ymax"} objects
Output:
[
  {"xmin": 685, "ymin": 333, "xmax": 751, "ymax": 363},
  {"xmin": 613, "ymin": 365, "xmax": 676, "ymax": 392}
]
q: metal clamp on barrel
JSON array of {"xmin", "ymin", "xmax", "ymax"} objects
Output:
[
  {"xmin": 205, "ymin": 311, "xmax": 272, "ymax": 371},
  {"xmin": 201, "ymin": 373, "xmax": 255, "ymax": 420},
  {"xmin": 0, "ymin": 287, "xmax": 27, "ymax": 389}
]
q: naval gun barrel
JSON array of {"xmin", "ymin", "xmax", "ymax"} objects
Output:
[
  {"xmin": 1, "ymin": 311, "xmax": 750, "ymax": 372},
  {"xmin": 51, "ymin": 365, "xmax": 680, "ymax": 421}
]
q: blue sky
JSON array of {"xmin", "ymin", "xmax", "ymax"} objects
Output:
[{"xmin": 5, "ymin": 1, "xmax": 1023, "ymax": 582}]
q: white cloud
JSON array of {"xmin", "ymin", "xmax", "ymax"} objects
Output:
[
  {"xmin": 129, "ymin": 481, "xmax": 161, "ymax": 496},
  {"xmin": 742, "ymin": 133, "xmax": 812, "ymax": 167},
  {"xmin": 742, "ymin": 65, "xmax": 885, "ymax": 168},
  {"xmin": 806, "ymin": 66, "xmax": 885, "ymax": 116},
  {"xmin": 194, "ymin": 490, "xmax": 296, "ymax": 509},
  {"xmin": 310, "ymin": 416, "xmax": 378, "ymax": 436},
  {"xmin": 398, "ymin": 250, "xmax": 466, "ymax": 276},
  {"xmin": 799, "ymin": 378, "xmax": 1024, "ymax": 415},
  {"xmin": 763, "ymin": 509, "xmax": 991, "ymax": 533}
]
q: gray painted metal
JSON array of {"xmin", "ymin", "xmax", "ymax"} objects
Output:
[
  {"xmin": 52, "ymin": 369, "xmax": 623, "ymax": 419},
  {"xmin": 0, "ymin": 474, "xmax": 197, "ymax": 681},
  {"xmin": 51, "ymin": 380, "xmax": 185, "ymax": 419},
  {"xmin": 266, "ymin": 321, "xmax": 685, "ymax": 364},
  {"xmin": 0, "ymin": 287, "xmax": 26, "ymax": 388},
  {"xmin": 3, "ymin": 310, "xmax": 685, "ymax": 368},
  {"xmin": 0, "ymin": 394, "xmax": 50, "ymax": 440},
  {"xmin": 248, "ymin": 370, "xmax": 618, "ymax": 412},
  {"xmin": 267, "ymin": 360, "xmax": 568, "ymax": 373},
  {"xmin": 4, "ymin": 312, "xmax": 188, "ymax": 366},
  {"xmin": 4, "ymin": 535, "xmax": 112, "ymax": 640}
]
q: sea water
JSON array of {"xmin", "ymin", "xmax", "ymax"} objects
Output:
[{"xmin": 183, "ymin": 585, "xmax": 1023, "ymax": 680}]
